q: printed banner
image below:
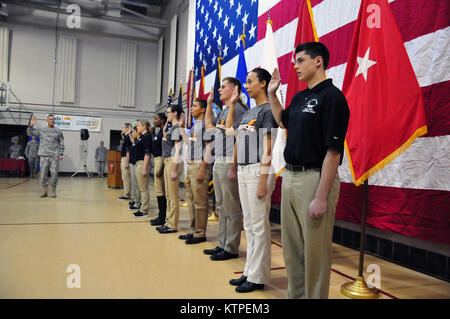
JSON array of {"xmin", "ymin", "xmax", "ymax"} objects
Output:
[{"xmin": 51, "ymin": 114, "xmax": 102, "ymax": 132}]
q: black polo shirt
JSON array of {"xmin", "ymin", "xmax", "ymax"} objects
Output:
[
  {"xmin": 134, "ymin": 132, "xmax": 152, "ymax": 162},
  {"xmin": 281, "ymin": 79, "xmax": 350, "ymax": 167},
  {"xmin": 129, "ymin": 143, "xmax": 136, "ymax": 165},
  {"xmin": 152, "ymin": 129, "xmax": 163, "ymax": 157},
  {"xmin": 121, "ymin": 134, "xmax": 131, "ymax": 157}
]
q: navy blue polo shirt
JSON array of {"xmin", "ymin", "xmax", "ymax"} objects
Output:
[
  {"xmin": 134, "ymin": 132, "xmax": 152, "ymax": 161},
  {"xmin": 152, "ymin": 129, "xmax": 163, "ymax": 157},
  {"xmin": 129, "ymin": 143, "xmax": 136, "ymax": 165},
  {"xmin": 121, "ymin": 134, "xmax": 131, "ymax": 157}
]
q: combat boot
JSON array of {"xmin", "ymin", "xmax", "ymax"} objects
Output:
[
  {"xmin": 40, "ymin": 186, "xmax": 48, "ymax": 198},
  {"xmin": 48, "ymin": 186, "xmax": 57, "ymax": 198}
]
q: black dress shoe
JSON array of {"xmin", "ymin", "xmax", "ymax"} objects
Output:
[
  {"xmin": 159, "ymin": 227, "xmax": 177, "ymax": 234},
  {"xmin": 203, "ymin": 246, "xmax": 223, "ymax": 255},
  {"xmin": 185, "ymin": 237, "xmax": 206, "ymax": 245},
  {"xmin": 133, "ymin": 211, "xmax": 148, "ymax": 218},
  {"xmin": 178, "ymin": 233, "xmax": 193, "ymax": 240},
  {"xmin": 229, "ymin": 275, "xmax": 247, "ymax": 286},
  {"xmin": 210, "ymin": 250, "xmax": 238, "ymax": 261},
  {"xmin": 235, "ymin": 281, "xmax": 264, "ymax": 293},
  {"xmin": 118, "ymin": 196, "xmax": 130, "ymax": 200},
  {"xmin": 156, "ymin": 225, "xmax": 168, "ymax": 231},
  {"xmin": 150, "ymin": 217, "xmax": 165, "ymax": 226},
  {"xmin": 129, "ymin": 201, "xmax": 135, "ymax": 206}
]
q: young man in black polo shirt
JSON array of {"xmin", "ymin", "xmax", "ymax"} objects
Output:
[
  {"xmin": 150, "ymin": 113, "xmax": 168, "ymax": 226},
  {"xmin": 268, "ymin": 42, "xmax": 350, "ymax": 299}
]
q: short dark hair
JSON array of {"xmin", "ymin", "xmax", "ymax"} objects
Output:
[
  {"xmin": 124, "ymin": 122, "xmax": 131, "ymax": 128},
  {"xmin": 195, "ymin": 99, "xmax": 207, "ymax": 110},
  {"xmin": 295, "ymin": 42, "xmax": 330, "ymax": 70},
  {"xmin": 157, "ymin": 112, "xmax": 167, "ymax": 123},
  {"xmin": 168, "ymin": 104, "xmax": 183, "ymax": 120},
  {"xmin": 47, "ymin": 114, "xmax": 54, "ymax": 119},
  {"xmin": 250, "ymin": 68, "xmax": 272, "ymax": 95},
  {"xmin": 223, "ymin": 77, "xmax": 242, "ymax": 94}
]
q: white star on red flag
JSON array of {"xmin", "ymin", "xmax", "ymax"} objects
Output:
[{"xmin": 355, "ymin": 47, "xmax": 377, "ymax": 81}]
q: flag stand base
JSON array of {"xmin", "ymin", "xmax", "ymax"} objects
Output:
[
  {"xmin": 341, "ymin": 276, "xmax": 379, "ymax": 299},
  {"xmin": 208, "ymin": 212, "xmax": 218, "ymax": 222},
  {"xmin": 340, "ymin": 180, "xmax": 378, "ymax": 299},
  {"xmin": 180, "ymin": 199, "xmax": 188, "ymax": 207}
]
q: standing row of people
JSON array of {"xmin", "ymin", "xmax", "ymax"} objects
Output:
[{"xmin": 116, "ymin": 42, "xmax": 350, "ymax": 298}]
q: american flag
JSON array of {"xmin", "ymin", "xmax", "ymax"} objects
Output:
[
  {"xmin": 193, "ymin": 0, "xmax": 450, "ymax": 246},
  {"xmin": 194, "ymin": 0, "xmax": 258, "ymax": 82}
]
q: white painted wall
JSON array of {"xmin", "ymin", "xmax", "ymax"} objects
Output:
[
  {"xmin": 5, "ymin": 19, "xmax": 158, "ymax": 110},
  {"xmin": 160, "ymin": 0, "xmax": 190, "ymax": 109}
]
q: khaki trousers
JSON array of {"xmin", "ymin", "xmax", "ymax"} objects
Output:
[
  {"xmin": 213, "ymin": 161, "xmax": 242, "ymax": 254},
  {"xmin": 153, "ymin": 156, "xmax": 165, "ymax": 196},
  {"xmin": 163, "ymin": 157, "xmax": 183, "ymax": 230},
  {"xmin": 185, "ymin": 162, "xmax": 211, "ymax": 238},
  {"xmin": 135, "ymin": 160, "xmax": 150, "ymax": 213},
  {"xmin": 237, "ymin": 163, "xmax": 275, "ymax": 285},
  {"xmin": 281, "ymin": 169, "xmax": 340, "ymax": 299},
  {"xmin": 120, "ymin": 156, "xmax": 131, "ymax": 197},
  {"xmin": 130, "ymin": 163, "xmax": 141, "ymax": 205}
]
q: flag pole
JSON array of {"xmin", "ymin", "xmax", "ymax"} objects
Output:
[
  {"xmin": 179, "ymin": 79, "xmax": 189, "ymax": 208},
  {"xmin": 341, "ymin": 179, "xmax": 379, "ymax": 299}
]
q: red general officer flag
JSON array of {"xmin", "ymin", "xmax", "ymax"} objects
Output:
[
  {"xmin": 197, "ymin": 65, "xmax": 208, "ymax": 100},
  {"xmin": 285, "ymin": 0, "xmax": 319, "ymax": 107},
  {"xmin": 342, "ymin": 0, "xmax": 427, "ymax": 186}
]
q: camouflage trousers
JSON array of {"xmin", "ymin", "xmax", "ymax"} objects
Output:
[
  {"xmin": 40, "ymin": 156, "xmax": 59, "ymax": 186},
  {"xmin": 28, "ymin": 157, "xmax": 39, "ymax": 177}
]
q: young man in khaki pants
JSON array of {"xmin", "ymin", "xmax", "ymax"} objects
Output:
[
  {"xmin": 157, "ymin": 105, "xmax": 183, "ymax": 234},
  {"xmin": 133, "ymin": 120, "xmax": 152, "ymax": 218},
  {"xmin": 204, "ymin": 78, "xmax": 246, "ymax": 260},
  {"xmin": 150, "ymin": 113, "xmax": 168, "ymax": 226},
  {"xmin": 178, "ymin": 99, "xmax": 214, "ymax": 244},
  {"xmin": 268, "ymin": 42, "xmax": 350, "ymax": 299}
]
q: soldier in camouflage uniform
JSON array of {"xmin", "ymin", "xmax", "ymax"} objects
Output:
[
  {"xmin": 9, "ymin": 138, "xmax": 23, "ymax": 159},
  {"xmin": 95, "ymin": 141, "xmax": 108, "ymax": 177},
  {"xmin": 27, "ymin": 114, "xmax": 65, "ymax": 198},
  {"xmin": 25, "ymin": 136, "xmax": 40, "ymax": 178}
]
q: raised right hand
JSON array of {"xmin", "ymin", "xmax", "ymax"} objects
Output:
[
  {"xmin": 30, "ymin": 115, "xmax": 36, "ymax": 127},
  {"xmin": 230, "ymin": 86, "xmax": 239, "ymax": 104},
  {"xmin": 207, "ymin": 87, "xmax": 214, "ymax": 104},
  {"xmin": 268, "ymin": 68, "xmax": 281, "ymax": 96}
]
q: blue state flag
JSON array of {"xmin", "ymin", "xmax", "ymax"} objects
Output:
[
  {"xmin": 235, "ymin": 39, "xmax": 251, "ymax": 109},
  {"xmin": 167, "ymin": 89, "xmax": 173, "ymax": 107}
]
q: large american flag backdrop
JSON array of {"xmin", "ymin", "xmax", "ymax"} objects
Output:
[{"xmin": 193, "ymin": 0, "xmax": 450, "ymax": 245}]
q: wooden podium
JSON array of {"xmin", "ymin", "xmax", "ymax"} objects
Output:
[{"xmin": 107, "ymin": 150, "xmax": 123, "ymax": 189}]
